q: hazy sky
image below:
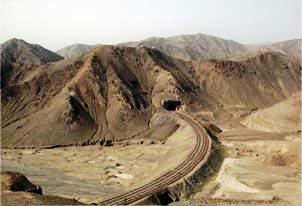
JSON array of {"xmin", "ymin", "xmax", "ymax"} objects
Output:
[{"xmin": 1, "ymin": 0, "xmax": 301, "ymax": 50}]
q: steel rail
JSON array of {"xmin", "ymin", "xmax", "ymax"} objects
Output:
[{"xmin": 98, "ymin": 111, "xmax": 211, "ymax": 205}]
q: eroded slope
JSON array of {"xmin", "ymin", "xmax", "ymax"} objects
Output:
[{"xmin": 1, "ymin": 43, "xmax": 301, "ymax": 147}]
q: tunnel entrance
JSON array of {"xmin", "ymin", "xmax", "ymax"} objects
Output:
[
  {"xmin": 154, "ymin": 191, "xmax": 175, "ymax": 205},
  {"xmin": 163, "ymin": 100, "xmax": 181, "ymax": 111}
]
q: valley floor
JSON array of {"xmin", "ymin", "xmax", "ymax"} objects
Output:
[
  {"xmin": 1, "ymin": 110, "xmax": 301, "ymax": 205},
  {"xmin": 1, "ymin": 114, "xmax": 195, "ymax": 204}
]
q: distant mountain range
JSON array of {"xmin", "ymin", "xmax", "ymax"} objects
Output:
[
  {"xmin": 55, "ymin": 33, "xmax": 301, "ymax": 64},
  {"xmin": 260, "ymin": 39, "xmax": 301, "ymax": 64},
  {"xmin": 119, "ymin": 33, "xmax": 248, "ymax": 61},
  {"xmin": 56, "ymin": 44, "xmax": 99, "ymax": 59}
]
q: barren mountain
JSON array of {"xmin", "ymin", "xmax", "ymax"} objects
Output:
[
  {"xmin": 196, "ymin": 51, "xmax": 301, "ymax": 109},
  {"xmin": 1, "ymin": 40, "xmax": 301, "ymax": 148},
  {"xmin": 1, "ymin": 45, "xmax": 201, "ymax": 147},
  {"xmin": 120, "ymin": 33, "xmax": 248, "ymax": 61},
  {"xmin": 56, "ymin": 34, "xmax": 301, "ymax": 63},
  {"xmin": 1, "ymin": 38, "xmax": 63, "ymax": 65},
  {"xmin": 1, "ymin": 38, "xmax": 63, "ymax": 87},
  {"xmin": 57, "ymin": 33, "xmax": 248, "ymax": 61},
  {"xmin": 265, "ymin": 39, "xmax": 301, "ymax": 64},
  {"xmin": 56, "ymin": 44, "xmax": 97, "ymax": 59}
]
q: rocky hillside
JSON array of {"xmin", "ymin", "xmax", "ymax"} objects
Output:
[
  {"xmin": 56, "ymin": 44, "xmax": 97, "ymax": 59},
  {"xmin": 196, "ymin": 51, "xmax": 301, "ymax": 109},
  {"xmin": 1, "ymin": 40, "xmax": 301, "ymax": 148},
  {"xmin": 1, "ymin": 45, "xmax": 202, "ymax": 147},
  {"xmin": 1, "ymin": 38, "xmax": 63, "ymax": 87}
]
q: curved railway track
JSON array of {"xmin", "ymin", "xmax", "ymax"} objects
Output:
[{"xmin": 98, "ymin": 111, "xmax": 212, "ymax": 205}]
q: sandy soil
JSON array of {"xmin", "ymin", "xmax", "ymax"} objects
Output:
[
  {"xmin": 241, "ymin": 93, "xmax": 301, "ymax": 132},
  {"xmin": 1, "ymin": 115, "xmax": 196, "ymax": 204},
  {"xmin": 184, "ymin": 129, "xmax": 301, "ymax": 206}
]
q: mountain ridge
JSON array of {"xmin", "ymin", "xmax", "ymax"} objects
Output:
[
  {"xmin": 1, "ymin": 38, "xmax": 63, "ymax": 88},
  {"xmin": 56, "ymin": 43, "xmax": 100, "ymax": 59},
  {"xmin": 1, "ymin": 40, "xmax": 300, "ymax": 148},
  {"xmin": 55, "ymin": 33, "xmax": 301, "ymax": 65}
]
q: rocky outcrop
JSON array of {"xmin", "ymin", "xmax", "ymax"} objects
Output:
[
  {"xmin": 1, "ymin": 171, "xmax": 42, "ymax": 194},
  {"xmin": 1, "ymin": 171, "xmax": 84, "ymax": 205}
]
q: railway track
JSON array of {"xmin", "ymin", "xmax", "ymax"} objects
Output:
[{"xmin": 98, "ymin": 111, "xmax": 212, "ymax": 205}]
